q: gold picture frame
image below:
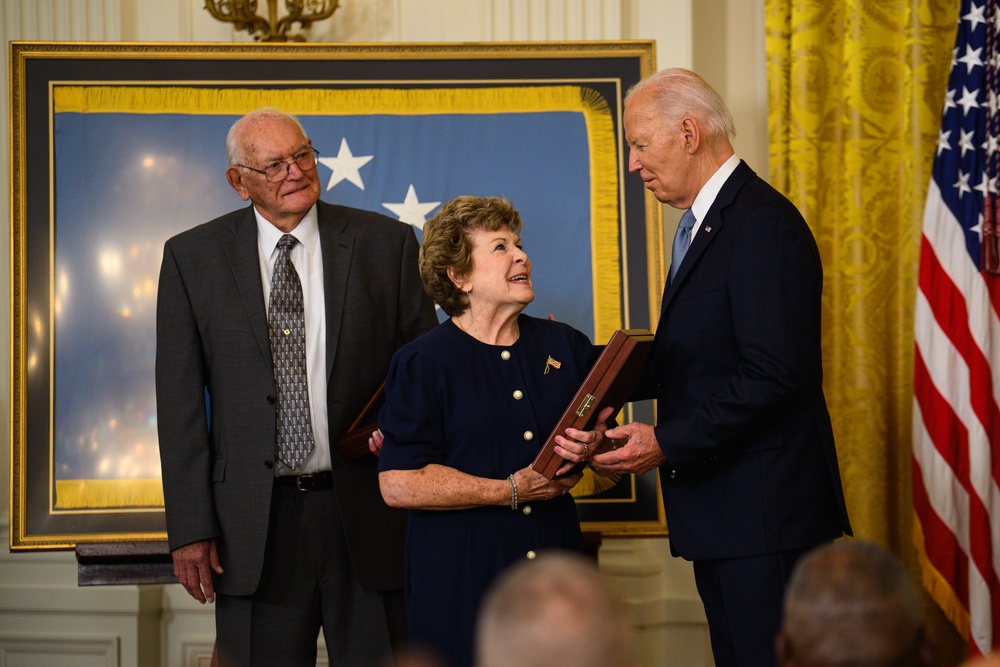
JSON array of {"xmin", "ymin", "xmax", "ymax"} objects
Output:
[{"xmin": 9, "ymin": 40, "xmax": 663, "ymax": 550}]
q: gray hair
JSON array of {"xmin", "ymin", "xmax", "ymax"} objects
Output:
[
  {"xmin": 225, "ymin": 107, "xmax": 309, "ymax": 167},
  {"xmin": 625, "ymin": 68, "xmax": 735, "ymax": 146},
  {"xmin": 476, "ymin": 551, "xmax": 637, "ymax": 667}
]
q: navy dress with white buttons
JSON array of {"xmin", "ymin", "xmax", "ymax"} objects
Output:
[{"xmin": 377, "ymin": 315, "xmax": 597, "ymax": 667}]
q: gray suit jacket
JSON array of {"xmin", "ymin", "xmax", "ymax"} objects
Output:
[{"xmin": 155, "ymin": 200, "xmax": 437, "ymax": 596}]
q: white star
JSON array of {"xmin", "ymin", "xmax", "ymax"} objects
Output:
[
  {"xmin": 971, "ymin": 215, "xmax": 983, "ymax": 235},
  {"xmin": 943, "ymin": 88, "xmax": 957, "ymax": 114},
  {"xmin": 989, "ymin": 89, "xmax": 1000, "ymax": 115},
  {"xmin": 964, "ymin": 2, "xmax": 987, "ymax": 30},
  {"xmin": 974, "ymin": 171, "xmax": 990, "ymax": 197},
  {"xmin": 954, "ymin": 169, "xmax": 972, "ymax": 198},
  {"xmin": 382, "ymin": 185, "xmax": 441, "ymax": 230},
  {"xmin": 958, "ymin": 44, "xmax": 985, "ymax": 73},
  {"xmin": 982, "ymin": 132, "xmax": 999, "ymax": 156},
  {"xmin": 959, "ymin": 128, "xmax": 976, "ymax": 156},
  {"xmin": 937, "ymin": 129, "xmax": 953, "ymax": 156},
  {"xmin": 957, "ymin": 85, "xmax": 981, "ymax": 116},
  {"xmin": 318, "ymin": 138, "xmax": 374, "ymax": 191}
]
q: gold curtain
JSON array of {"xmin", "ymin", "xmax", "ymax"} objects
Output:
[{"xmin": 765, "ymin": 0, "xmax": 965, "ymax": 659}]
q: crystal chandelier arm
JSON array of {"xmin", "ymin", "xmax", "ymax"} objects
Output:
[
  {"xmin": 275, "ymin": 0, "xmax": 340, "ymax": 39},
  {"xmin": 204, "ymin": 0, "xmax": 340, "ymax": 42},
  {"xmin": 204, "ymin": 0, "xmax": 271, "ymax": 38}
]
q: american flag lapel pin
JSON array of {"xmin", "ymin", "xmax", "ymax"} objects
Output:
[
  {"xmin": 544, "ymin": 356, "xmax": 562, "ymax": 374},
  {"xmin": 704, "ymin": 226, "xmax": 712, "ymax": 233}
]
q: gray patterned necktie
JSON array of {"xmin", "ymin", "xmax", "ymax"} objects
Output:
[
  {"xmin": 269, "ymin": 234, "xmax": 314, "ymax": 470},
  {"xmin": 668, "ymin": 209, "xmax": 696, "ymax": 283}
]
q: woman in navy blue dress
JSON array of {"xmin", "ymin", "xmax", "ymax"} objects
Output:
[{"xmin": 375, "ymin": 196, "xmax": 612, "ymax": 667}]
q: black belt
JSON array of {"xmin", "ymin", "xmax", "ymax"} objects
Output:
[{"xmin": 274, "ymin": 470, "xmax": 333, "ymax": 491}]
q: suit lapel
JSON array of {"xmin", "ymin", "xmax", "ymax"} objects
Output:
[
  {"xmin": 317, "ymin": 202, "xmax": 354, "ymax": 383},
  {"xmin": 659, "ymin": 160, "xmax": 756, "ymax": 315},
  {"xmin": 223, "ymin": 206, "xmax": 272, "ymax": 362}
]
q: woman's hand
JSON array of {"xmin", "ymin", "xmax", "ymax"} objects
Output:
[
  {"xmin": 552, "ymin": 406, "xmax": 617, "ymax": 466},
  {"xmin": 368, "ymin": 428, "xmax": 385, "ymax": 457},
  {"xmin": 511, "ymin": 465, "xmax": 582, "ymax": 503},
  {"xmin": 381, "ymin": 463, "xmax": 576, "ymax": 511}
]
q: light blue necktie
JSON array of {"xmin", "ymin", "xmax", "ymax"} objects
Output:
[{"xmin": 668, "ymin": 209, "xmax": 696, "ymax": 283}]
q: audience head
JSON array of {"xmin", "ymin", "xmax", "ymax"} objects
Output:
[
  {"xmin": 419, "ymin": 195, "xmax": 523, "ymax": 316},
  {"xmin": 776, "ymin": 539, "xmax": 935, "ymax": 667},
  {"xmin": 475, "ymin": 551, "xmax": 637, "ymax": 667}
]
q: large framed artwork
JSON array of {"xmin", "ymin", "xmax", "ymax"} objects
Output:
[{"xmin": 9, "ymin": 40, "xmax": 664, "ymax": 550}]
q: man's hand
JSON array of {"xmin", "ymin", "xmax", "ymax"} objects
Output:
[
  {"xmin": 590, "ymin": 421, "xmax": 666, "ymax": 476},
  {"xmin": 172, "ymin": 539, "xmax": 223, "ymax": 604}
]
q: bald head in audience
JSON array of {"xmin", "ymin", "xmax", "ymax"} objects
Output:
[
  {"xmin": 475, "ymin": 551, "xmax": 637, "ymax": 667},
  {"xmin": 776, "ymin": 539, "xmax": 936, "ymax": 667}
]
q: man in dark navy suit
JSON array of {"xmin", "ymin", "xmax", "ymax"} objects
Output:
[{"xmin": 593, "ymin": 69, "xmax": 852, "ymax": 666}]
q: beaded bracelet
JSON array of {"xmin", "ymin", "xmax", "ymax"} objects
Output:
[{"xmin": 507, "ymin": 474, "xmax": 518, "ymax": 511}]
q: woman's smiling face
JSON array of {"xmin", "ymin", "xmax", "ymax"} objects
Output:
[{"xmin": 457, "ymin": 225, "xmax": 534, "ymax": 311}]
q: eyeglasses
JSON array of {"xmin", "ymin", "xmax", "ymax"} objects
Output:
[{"xmin": 237, "ymin": 148, "xmax": 320, "ymax": 183}]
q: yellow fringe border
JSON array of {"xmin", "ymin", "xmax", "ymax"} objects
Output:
[
  {"xmin": 912, "ymin": 510, "xmax": 971, "ymax": 640},
  {"xmin": 51, "ymin": 84, "xmax": 623, "ymax": 508},
  {"xmin": 55, "ymin": 478, "xmax": 164, "ymax": 510},
  {"xmin": 54, "ymin": 84, "xmax": 621, "ymax": 341}
]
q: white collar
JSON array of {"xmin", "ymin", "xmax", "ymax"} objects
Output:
[
  {"xmin": 689, "ymin": 154, "xmax": 741, "ymax": 226},
  {"xmin": 255, "ymin": 203, "xmax": 320, "ymax": 256}
]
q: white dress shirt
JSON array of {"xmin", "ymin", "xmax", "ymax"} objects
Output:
[
  {"xmin": 255, "ymin": 204, "xmax": 331, "ymax": 475},
  {"xmin": 687, "ymin": 154, "xmax": 741, "ymax": 240}
]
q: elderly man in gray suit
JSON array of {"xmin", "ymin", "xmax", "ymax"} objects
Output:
[{"xmin": 155, "ymin": 108, "xmax": 437, "ymax": 666}]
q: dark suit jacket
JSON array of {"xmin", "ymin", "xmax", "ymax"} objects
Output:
[
  {"xmin": 648, "ymin": 161, "xmax": 852, "ymax": 561},
  {"xmin": 155, "ymin": 200, "xmax": 437, "ymax": 597}
]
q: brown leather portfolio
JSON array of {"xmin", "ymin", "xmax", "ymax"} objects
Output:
[
  {"xmin": 334, "ymin": 381, "xmax": 385, "ymax": 461},
  {"xmin": 531, "ymin": 329, "xmax": 654, "ymax": 479}
]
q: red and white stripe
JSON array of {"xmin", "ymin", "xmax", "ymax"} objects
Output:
[{"xmin": 913, "ymin": 179, "xmax": 1000, "ymax": 656}]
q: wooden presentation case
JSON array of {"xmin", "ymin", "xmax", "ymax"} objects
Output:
[{"xmin": 532, "ymin": 329, "xmax": 654, "ymax": 478}]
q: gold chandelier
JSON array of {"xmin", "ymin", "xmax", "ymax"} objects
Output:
[{"xmin": 204, "ymin": 0, "xmax": 340, "ymax": 42}]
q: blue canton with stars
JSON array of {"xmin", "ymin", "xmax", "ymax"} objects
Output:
[
  {"xmin": 933, "ymin": 0, "xmax": 997, "ymax": 264},
  {"xmin": 51, "ymin": 106, "xmax": 598, "ymax": 480}
]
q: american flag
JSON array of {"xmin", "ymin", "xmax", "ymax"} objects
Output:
[{"xmin": 913, "ymin": 0, "xmax": 1000, "ymax": 657}]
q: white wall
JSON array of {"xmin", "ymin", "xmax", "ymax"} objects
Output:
[{"xmin": 1, "ymin": 1, "xmax": 767, "ymax": 664}]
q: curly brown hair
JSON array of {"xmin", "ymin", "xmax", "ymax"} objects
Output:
[{"xmin": 419, "ymin": 195, "xmax": 523, "ymax": 317}]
